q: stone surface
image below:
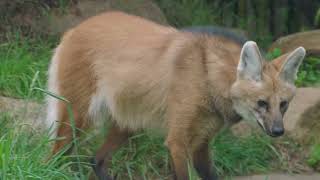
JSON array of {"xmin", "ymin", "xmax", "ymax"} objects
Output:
[
  {"xmin": 233, "ymin": 173, "xmax": 320, "ymax": 180},
  {"xmin": 283, "ymin": 88, "xmax": 320, "ymax": 143},
  {"xmin": 0, "ymin": 96, "xmax": 45, "ymax": 128},
  {"xmin": 269, "ymin": 30, "xmax": 320, "ymax": 56},
  {"xmin": 284, "ymin": 88, "xmax": 320, "ymax": 131}
]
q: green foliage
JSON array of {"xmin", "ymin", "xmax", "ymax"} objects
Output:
[
  {"xmin": 0, "ymin": 113, "xmax": 89, "ymax": 179},
  {"xmin": 109, "ymin": 130, "xmax": 278, "ymax": 179},
  {"xmin": 213, "ymin": 131, "xmax": 276, "ymax": 176},
  {"xmin": 314, "ymin": 8, "xmax": 320, "ymax": 27},
  {"xmin": 254, "ymin": 34, "xmax": 274, "ymax": 50},
  {"xmin": 266, "ymin": 48, "xmax": 282, "ymax": 60},
  {"xmin": 1, "ymin": 4, "xmax": 317, "ymax": 178},
  {"xmin": 155, "ymin": 0, "xmax": 218, "ymax": 27},
  {"xmin": 0, "ymin": 110, "xmax": 280, "ymax": 179},
  {"xmin": 0, "ymin": 34, "xmax": 55, "ymax": 100},
  {"xmin": 296, "ymin": 56, "xmax": 320, "ymax": 87},
  {"xmin": 266, "ymin": 48, "xmax": 320, "ymax": 87},
  {"xmin": 107, "ymin": 133, "xmax": 170, "ymax": 179},
  {"xmin": 307, "ymin": 144, "xmax": 320, "ymax": 167}
]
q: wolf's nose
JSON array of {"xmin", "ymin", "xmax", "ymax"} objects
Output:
[{"xmin": 271, "ymin": 126, "xmax": 284, "ymax": 136}]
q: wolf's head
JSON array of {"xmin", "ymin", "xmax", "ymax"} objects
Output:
[{"xmin": 230, "ymin": 41, "xmax": 306, "ymax": 137}]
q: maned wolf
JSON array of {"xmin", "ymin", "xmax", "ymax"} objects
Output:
[{"xmin": 46, "ymin": 11, "xmax": 306, "ymax": 180}]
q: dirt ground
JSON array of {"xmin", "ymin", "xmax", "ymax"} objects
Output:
[{"xmin": 234, "ymin": 173, "xmax": 320, "ymax": 180}]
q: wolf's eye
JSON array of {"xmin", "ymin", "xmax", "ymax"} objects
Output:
[
  {"xmin": 280, "ymin": 101, "xmax": 288, "ymax": 109},
  {"xmin": 257, "ymin": 100, "xmax": 269, "ymax": 109}
]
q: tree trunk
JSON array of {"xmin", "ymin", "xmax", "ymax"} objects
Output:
[
  {"xmin": 246, "ymin": 0, "xmax": 256, "ymax": 39},
  {"xmin": 273, "ymin": 0, "xmax": 289, "ymax": 39}
]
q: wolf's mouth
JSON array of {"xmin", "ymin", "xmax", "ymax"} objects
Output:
[
  {"xmin": 256, "ymin": 120, "xmax": 264, "ymax": 130},
  {"xmin": 256, "ymin": 120, "xmax": 282, "ymax": 138},
  {"xmin": 253, "ymin": 111, "xmax": 265, "ymax": 130},
  {"xmin": 253, "ymin": 112, "xmax": 277, "ymax": 137}
]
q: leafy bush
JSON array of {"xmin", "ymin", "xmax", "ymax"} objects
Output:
[
  {"xmin": 307, "ymin": 144, "xmax": 320, "ymax": 168},
  {"xmin": 266, "ymin": 48, "xmax": 282, "ymax": 60},
  {"xmin": 296, "ymin": 56, "xmax": 320, "ymax": 87},
  {"xmin": 266, "ymin": 48, "xmax": 320, "ymax": 87}
]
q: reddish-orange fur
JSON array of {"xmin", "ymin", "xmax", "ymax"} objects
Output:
[{"xmin": 47, "ymin": 11, "xmax": 305, "ymax": 180}]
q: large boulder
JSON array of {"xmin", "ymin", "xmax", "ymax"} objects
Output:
[
  {"xmin": 234, "ymin": 173, "xmax": 320, "ymax": 180},
  {"xmin": 284, "ymin": 88, "xmax": 320, "ymax": 143},
  {"xmin": 269, "ymin": 30, "xmax": 320, "ymax": 56},
  {"xmin": 0, "ymin": 96, "xmax": 45, "ymax": 128}
]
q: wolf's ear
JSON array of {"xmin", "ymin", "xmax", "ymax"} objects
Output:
[
  {"xmin": 278, "ymin": 47, "xmax": 306, "ymax": 84},
  {"xmin": 237, "ymin": 41, "xmax": 263, "ymax": 81}
]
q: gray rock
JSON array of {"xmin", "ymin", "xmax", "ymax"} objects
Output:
[
  {"xmin": 284, "ymin": 88, "xmax": 320, "ymax": 143},
  {"xmin": 269, "ymin": 30, "xmax": 320, "ymax": 56},
  {"xmin": 0, "ymin": 96, "xmax": 45, "ymax": 128},
  {"xmin": 234, "ymin": 173, "xmax": 320, "ymax": 180}
]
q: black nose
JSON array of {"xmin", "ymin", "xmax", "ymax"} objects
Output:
[{"xmin": 271, "ymin": 126, "xmax": 284, "ymax": 137}]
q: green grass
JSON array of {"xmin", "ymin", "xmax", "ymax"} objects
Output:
[
  {"xmin": 0, "ymin": 34, "xmax": 55, "ymax": 100},
  {"xmin": 296, "ymin": 56, "xmax": 320, "ymax": 87},
  {"xmin": 155, "ymin": 0, "xmax": 218, "ymax": 27},
  {"xmin": 0, "ymin": 113, "xmax": 89, "ymax": 179},
  {"xmin": 0, "ymin": 111, "xmax": 279, "ymax": 179},
  {"xmin": 0, "ymin": 32, "xmax": 315, "ymax": 179},
  {"xmin": 213, "ymin": 132, "xmax": 276, "ymax": 176},
  {"xmin": 1, "ymin": 35, "xmax": 318, "ymax": 103},
  {"xmin": 1, "ymin": 7, "xmax": 317, "ymax": 178},
  {"xmin": 307, "ymin": 144, "xmax": 320, "ymax": 168}
]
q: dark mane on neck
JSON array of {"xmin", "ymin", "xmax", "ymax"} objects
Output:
[{"xmin": 181, "ymin": 26, "xmax": 248, "ymax": 46}]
